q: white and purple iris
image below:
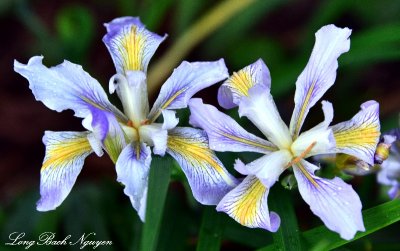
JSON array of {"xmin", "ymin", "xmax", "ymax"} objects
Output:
[
  {"xmin": 14, "ymin": 17, "xmax": 237, "ymax": 221},
  {"xmin": 377, "ymin": 130, "xmax": 400, "ymax": 199},
  {"xmin": 189, "ymin": 25, "xmax": 381, "ymax": 240}
]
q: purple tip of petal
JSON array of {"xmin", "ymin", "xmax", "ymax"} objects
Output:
[
  {"xmin": 388, "ymin": 185, "xmax": 400, "ymax": 199},
  {"xmin": 90, "ymin": 107, "xmax": 110, "ymax": 142},
  {"xmin": 104, "ymin": 16, "xmax": 143, "ymax": 35},
  {"xmin": 217, "ymin": 85, "xmax": 236, "ymax": 109},
  {"xmin": 264, "ymin": 212, "xmax": 281, "ymax": 233},
  {"xmin": 361, "ymin": 100, "xmax": 379, "ymax": 111}
]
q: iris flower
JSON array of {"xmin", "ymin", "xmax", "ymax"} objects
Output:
[
  {"xmin": 189, "ymin": 25, "xmax": 381, "ymax": 239},
  {"xmin": 377, "ymin": 130, "xmax": 400, "ymax": 199},
  {"xmin": 14, "ymin": 17, "xmax": 237, "ymax": 220}
]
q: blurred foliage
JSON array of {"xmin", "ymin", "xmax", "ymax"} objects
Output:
[{"xmin": 1, "ymin": 0, "xmax": 400, "ymax": 250}]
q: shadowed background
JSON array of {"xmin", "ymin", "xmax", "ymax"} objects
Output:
[{"xmin": 1, "ymin": 0, "xmax": 399, "ymax": 250}]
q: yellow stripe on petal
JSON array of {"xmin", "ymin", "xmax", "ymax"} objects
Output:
[
  {"xmin": 37, "ymin": 131, "xmax": 93, "ymax": 211},
  {"xmin": 218, "ymin": 59, "xmax": 270, "ymax": 109},
  {"xmin": 119, "ymin": 25, "xmax": 146, "ymax": 72},
  {"xmin": 331, "ymin": 100, "xmax": 380, "ymax": 165},
  {"xmin": 226, "ymin": 70, "xmax": 254, "ymax": 97},
  {"xmin": 334, "ymin": 125, "xmax": 380, "ymax": 148},
  {"xmin": 167, "ymin": 130, "xmax": 233, "ymax": 185},
  {"xmin": 216, "ymin": 175, "xmax": 279, "ymax": 231},
  {"xmin": 230, "ymin": 177, "xmax": 266, "ymax": 226},
  {"xmin": 42, "ymin": 132, "xmax": 92, "ymax": 171},
  {"xmin": 166, "ymin": 127, "xmax": 238, "ymax": 205},
  {"xmin": 103, "ymin": 17, "xmax": 166, "ymax": 74}
]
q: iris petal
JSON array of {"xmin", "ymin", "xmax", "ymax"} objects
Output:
[
  {"xmin": 103, "ymin": 16, "xmax": 166, "ymax": 73},
  {"xmin": 14, "ymin": 56, "xmax": 126, "ymax": 121},
  {"xmin": 239, "ymin": 85, "xmax": 292, "ymax": 149},
  {"xmin": 37, "ymin": 131, "xmax": 93, "ymax": 211},
  {"xmin": 289, "ymin": 25, "xmax": 351, "ymax": 138},
  {"xmin": 166, "ymin": 127, "xmax": 238, "ymax": 205},
  {"xmin": 331, "ymin": 100, "xmax": 380, "ymax": 165},
  {"xmin": 189, "ymin": 98, "xmax": 277, "ymax": 154},
  {"xmin": 148, "ymin": 59, "xmax": 228, "ymax": 122},
  {"xmin": 234, "ymin": 150, "xmax": 292, "ymax": 188},
  {"xmin": 216, "ymin": 176, "xmax": 280, "ymax": 232},
  {"xmin": 218, "ymin": 59, "xmax": 271, "ymax": 109},
  {"xmin": 116, "ymin": 142, "xmax": 152, "ymax": 221},
  {"xmin": 294, "ymin": 160, "xmax": 365, "ymax": 240}
]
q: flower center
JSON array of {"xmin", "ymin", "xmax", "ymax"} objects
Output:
[{"xmin": 285, "ymin": 141, "xmax": 316, "ymax": 168}]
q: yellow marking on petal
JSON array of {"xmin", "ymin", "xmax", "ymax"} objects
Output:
[
  {"xmin": 226, "ymin": 70, "xmax": 253, "ymax": 97},
  {"xmin": 167, "ymin": 133, "xmax": 234, "ymax": 186},
  {"xmin": 220, "ymin": 132, "xmax": 277, "ymax": 152},
  {"xmin": 42, "ymin": 137, "xmax": 92, "ymax": 170},
  {"xmin": 293, "ymin": 79, "xmax": 317, "ymax": 139},
  {"xmin": 150, "ymin": 87, "xmax": 188, "ymax": 123},
  {"xmin": 119, "ymin": 25, "xmax": 146, "ymax": 72},
  {"xmin": 231, "ymin": 178, "xmax": 266, "ymax": 226},
  {"xmin": 296, "ymin": 162, "xmax": 319, "ymax": 188},
  {"xmin": 334, "ymin": 124, "xmax": 380, "ymax": 148}
]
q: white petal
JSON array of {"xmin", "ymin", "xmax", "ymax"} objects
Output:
[{"xmin": 239, "ymin": 85, "xmax": 292, "ymax": 149}]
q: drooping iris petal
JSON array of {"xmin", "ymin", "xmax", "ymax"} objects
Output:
[
  {"xmin": 37, "ymin": 131, "xmax": 93, "ymax": 211},
  {"xmin": 103, "ymin": 16, "xmax": 166, "ymax": 73},
  {"xmin": 216, "ymin": 175, "xmax": 280, "ymax": 232},
  {"xmin": 289, "ymin": 25, "xmax": 351, "ymax": 138},
  {"xmin": 116, "ymin": 142, "xmax": 152, "ymax": 221},
  {"xmin": 291, "ymin": 101, "xmax": 335, "ymax": 157},
  {"xmin": 86, "ymin": 107, "xmax": 128, "ymax": 163},
  {"xmin": 331, "ymin": 100, "xmax": 380, "ymax": 165},
  {"xmin": 239, "ymin": 85, "xmax": 292, "ymax": 149},
  {"xmin": 148, "ymin": 59, "xmax": 229, "ymax": 122},
  {"xmin": 166, "ymin": 127, "xmax": 238, "ymax": 205},
  {"xmin": 234, "ymin": 150, "xmax": 292, "ymax": 187},
  {"xmin": 139, "ymin": 123, "xmax": 168, "ymax": 156},
  {"xmin": 189, "ymin": 98, "xmax": 277, "ymax": 154},
  {"xmin": 14, "ymin": 56, "xmax": 126, "ymax": 121},
  {"xmin": 293, "ymin": 160, "xmax": 365, "ymax": 240},
  {"xmin": 218, "ymin": 59, "xmax": 271, "ymax": 109}
]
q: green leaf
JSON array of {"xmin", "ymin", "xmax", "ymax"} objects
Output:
[
  {"xmin": 303, "ymin": 199, "xmax": 400, "ymax": 250},
  {"xmin": 196, "ymin": 207, "xmax": 224, "ymax": 251},
  {"xmin": 140, "ymin": 156, "xmax": 172, "ymax": 251},
  {"xmin": 258, "ymin": 186, "xmax": 304, "ymax": 251}
]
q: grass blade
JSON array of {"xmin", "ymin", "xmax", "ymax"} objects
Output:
[{"xmin": 139, "ymin": 156, "xmax": 172, "ymax": 251}]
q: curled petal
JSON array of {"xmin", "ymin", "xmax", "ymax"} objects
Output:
[
  {"xmin": 234, "ymin": 150, "xmax": 291, "ymax": 187},
  {"xmin": 216, "ymin": 176, "xmax": 280, "ymax": 232},
  {"xmin": 87, "ymin": 108, "xmax": 128, "ymax": 163},
  {"xmin": 218, "ymin": 59, "xmax": 271, "ymax": 109},
  {"xmin": 161, "ymin": 110, "xmax": 179, "ymax": 130},
  {"xmin": 189, "ymin": 98, "xmax": 277, "ymax": 154},
  {"xmin": 239, "ymin": 85, "xmax": 292, "ymax": 149},
  {"xmin": 139, "ymin": 123, "xmax": 168, "ymax": 156},
  {"xmin": 116, "ymin": 143, "xmax": 152, "ymax": 221},
  {"xmin": 293, "ymin": 160, "xmax": 365, "ymax": 240},
  {"xmin": 103, "ymin": 16, "xmax": 166, "ymax": 73},
  {"xmin": 167, "ymin": 127, "xmax": 238, "ymax": 205},
  {"xmin": 14, "ymin": 56, "xmax": 126, "ymax": 121},
  {"xmin": 291, "ymin": 101, "xmax": 335, "ymax": 157},
  {"xmin": 289, "ymin": 25, "xmax": 351, "ymax": 138},
  {"xmin": 37, "ymin": 131, "xmax": 93, "ymax": 211},
  {"xmin": 331, "ymin": 100, "xmax": 380, "ymax": 165},
  {"xmin": 148, "ymin": 59, "xmax": 229, "ymax": 122}
]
